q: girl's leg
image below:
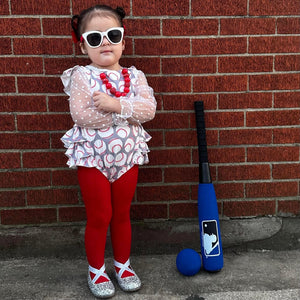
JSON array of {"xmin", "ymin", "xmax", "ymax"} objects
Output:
[
  {"xmin": 77, "ymin": 167, "xmax": 112, "ymax": 282},
  {"xmin": 110, "ymin": 165, "xmax": 139, "ymax": 268}
]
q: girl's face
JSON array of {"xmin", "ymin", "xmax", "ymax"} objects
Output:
[{"xmin": 80, "ymin": 16, "xmax": 125, "ymax": 70}]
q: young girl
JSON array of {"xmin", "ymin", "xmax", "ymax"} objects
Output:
[{"xmin": 61, "ymin": 5, "xmax": 156, "ymax": 298}]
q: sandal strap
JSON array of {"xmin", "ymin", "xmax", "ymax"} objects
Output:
[
  {"xmin": 89, "ymin": 264, "xmax": 110, "ymax": 284},
  {"xmin": 114, "ymin": 259, "xmax": 136, "ymax": 278}
]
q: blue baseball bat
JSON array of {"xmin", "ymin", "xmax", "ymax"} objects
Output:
[{"xmin": 194, "ymin": 101, "xmax": 223, "ymax": 272}]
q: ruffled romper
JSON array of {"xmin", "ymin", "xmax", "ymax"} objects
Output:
[{"xmin": 61, "ymin": 65, "xmax": 155, "ymax": 182}]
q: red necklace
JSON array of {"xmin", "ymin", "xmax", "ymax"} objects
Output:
[{"xmin": 100, "ymin": 68, "xmax": 130, "ymax": 98}]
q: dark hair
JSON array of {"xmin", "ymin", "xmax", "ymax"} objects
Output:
[{"xmin": 71, "ymin": 5, "xmax": 126, "ymax": 42}]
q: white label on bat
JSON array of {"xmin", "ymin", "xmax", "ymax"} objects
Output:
[{"xmin": 201, "ymin": 220, "xmax": 220, "ymax": 257}]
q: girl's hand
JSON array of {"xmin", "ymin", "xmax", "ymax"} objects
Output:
[{"xmin": 93, "ymin": 91, "xmax": 121, "ymax": 114}]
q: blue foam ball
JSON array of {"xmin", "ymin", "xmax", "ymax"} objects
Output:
[{"xmin": 176, "ymin": 248, "xmax": 201, "ymax": 276}]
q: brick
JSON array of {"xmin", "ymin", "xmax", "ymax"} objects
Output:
[
  {"xmin": 17, "ymin": 76, "xmax": 62, "ymax": 94},
  {"xmin": 246, "ymin": 110, "xmax": 300, "ymax": 126},
  {"xmin": 72, "ymin": 0, "xmax": 130, "ymax": 15},
  {"xmin": 221, "ymin": 18, "xmax": 275, "ymax": 35},
  {"xmin": 0, "ymin": 18, "xmax": 41, "ymax": 35},
  {"xmin": 44, "ymin": 57, "xmax": 89, "ymax": 75},
  {"xmin": 275, "ymin": 55, "xmax": 300, "ymax": 71},
  {"xmin": 0, "ymin": 191, "xmax": 25, "ymax": 207},
  {"xmin": 219, "ymin": 93, "xmax": 273, "ymax": 109},
  {"xmin": 14, "ymin": 38, "xmax": 73, "ymax": 55},
  {"xmin": 249, "ymin": 36, "xmax": 300, "ymax": 53},
  {"xmin": 125, "ymin": 19, "xmax": 160, "ymax": 36},
  {"xmin": 0, "ymin": 133, "xmax": 50, "ymax": 149},
  {"xmin": 163, "ymin": 94, "xmax": 217, "ymax": 111},
  {"xmin": 249, "ymin": 0, "xmax": 300, "ymax": 16},
  {"xmin": 149, "ymin": 113, "xmax": 190, "ymax": 129},
  {"xmin": 194, "ymin": 75, "xmax": 247, "ymax": 93},
  {"xmin": 59, "ymin": 206, "xmax": 86, "ymax": 222},
  {"xmin": 0, "ymin": 171, "xmax": 51, "ymax": 188},
  {"xmin": 247, "ymin": 146, "xmax": 299, "ymax": 162},
  {"xmin": 120, "ymin": 57, "xmax": 160, "ymax": 75},
  {"xmin": 204, "ymin": 111, "xmax": 245, "ymax": 128},
  {"xmin": 207, "ymin": 148, "xmax": 246, "ymax": 164},
  {"xmin": 48, "ymin": 96, "xmax": 69, "ymax": 112},
  {"xmin": 273, "ymin": 163, "xmax": 300, "ymax": 179},
  {"xmin": 50, "ymin": 133, "xmax": 67, "ymax": 150},
  {"xmin": 214, "ymin": 183, "xmax": 244, "ymax": 199},
  {"xmin": 0, "ymin": 153, "xmax": 21, "ymax": 169},
  {"xmin": 249, "ymin": 74, "xmax": 300, "ymax": 91},
  {"xmin": 135, "ymin": 38, "xmax": 190, "ymax": 55},
  {"xmin": 0, "ymin": 0, "xmax": 9, "ymax": 14},
  {"xmin": 17, "ymin": 114, "xmax": 73, "ymax": 131},
  {"xmin": 278, "ymin": 201, "xmax": 300, "ymax": 216},
  {"xmin": 1, "ymin": 208, "xmax": 57, "ymax": 225},
  {"xmin": 219, "ymin": 56, "xmax": 273, "ymax": 73},
  {"xmin": 138, "ymin": 167, "xmax": 163, "ymax": 183},
  {"xmin": 131, "ymin": 204, "xmax": 168, "ymax": 220},
  {"xmin": 27, "ymin": 188, "xmax": 79, "ymax": 205},
  {"xmin": 220, "ymin": 129, "xmax": 272, "ymax": 145},
  {"xmin": 274, "ymin": 92, "xmax": 300, "ymax": 108},
  {"xmin": 52, "ymin": 170, "xmax": 78, "ymax": 186},
  {"xmin": 23, "ymin": 151, "xmax": 67, "ymax": 168},
  {"xmin": 145, "ymin": 131, "xmax": 163, "ymax": 148},
  {"xmin": 148, "ymin": 76, "xmax": 191, "ymax": 93},
  {"xmin": 164, "ymin": 167, "xmax": 198, "ymax": 183},
  {"xmin": 162, "ymin": 57, "xmax": 216, "ymax": 74},
  {"xmin": 0, "ymin": 96, "xmax": 47, "ymax": 112},
  {"xmin": 163, "ymin": 19, "xmax": 218, "ymax": 36},
  {"xmin": 0, "ymin": 57, "xmax": 43, "ymax": 74},
  {"xmin": 150, "ymin": 149, "xmax": 191, "ymax": 165},
  {"xmin": 169, "ymin": 202, "xmax": 198, "ymax": 219},
  {"xmin": 133, "ymin": 0, "xmax": 189, "ymax": 16},
  {"xmin": 120, "ymin": 38, "xmax": 132, "ymax": 56},
  {"xmin": 11, "ymin": 0, "xmax": 70, "ymax": 15},
  {"xmin": 273, "ymin": 128, "xmax": 300, "ymax": 144},
  {"xmin": 0, "ymin": 77, "xmax": 15, "ymax": 93},
  {"xmin": 137, "ymin": 185, "xmax": 190, "ymax": 202},
  {"xmin": 165, "ymin": 130, "xmax": 197, "ymax": 147},
  {"xmin": 246, "ymin": 181, "xmax": 298, "ymax": 198},
  {"xmin": 223, "ymin": 200, "xmax": 276, "ymax": 217},
  {"xmin": 277, "ymin": 18, "xmax": 300, "ymax": 34},
  {"xmin": 192, "ymin": 0, "xmax": 247, "ymax": 16},
  {"xmin": 0, "ymin": 38, "xmax": 12, "ymax": 54},
  {"xmin": 0, "ymin": 115, "xmax": 15, "ymax": 131},
  {"xmin": 42, "ymin": 18, "xmax": 70, "ymax": 35},
  {"xmin": 219, "ymin": 164, "xmax": 271, "ymax": 181},
  {"xmin": 193, "ymin": 37, "xmax": 247, "ymax": 55}
]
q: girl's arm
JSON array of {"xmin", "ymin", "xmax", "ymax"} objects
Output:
[
  {"xmin": 67, "ymin": 68, "xmax": 114, "ymax": 128},
  {"xmin": 117, "ymin": 70, "xmax": 156, "ymax": 124}
]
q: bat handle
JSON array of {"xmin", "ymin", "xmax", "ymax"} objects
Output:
[{"xmin": 200, "ymin": 162, "xmax": 211, "ymax": 183}]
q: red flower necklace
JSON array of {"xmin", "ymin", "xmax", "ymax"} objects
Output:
[{"xmin": 100, "ymin": 68, "xmax": 130, "ymax": 98}]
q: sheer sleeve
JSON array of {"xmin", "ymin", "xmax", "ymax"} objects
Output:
[
  {"xmin": 116, "ymin": 69, "xmax": 156, "ymax": 124},
  {"xmin": 61, "ymin": 66, "xmax": 114, "ymax": 128}
]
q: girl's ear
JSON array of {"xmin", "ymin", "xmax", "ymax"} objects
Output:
[
  {"xmin": 122, "ymin": 40, "xmax": 125, "ymax": 51},
  {"xmin": 80, "ymin": 43, "xmax": 87, "ymax": 54}
]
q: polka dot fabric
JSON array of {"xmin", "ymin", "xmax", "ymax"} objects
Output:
[{"xmin": 61, "ymin": 65, "xmax": 156, "ymax": 182}]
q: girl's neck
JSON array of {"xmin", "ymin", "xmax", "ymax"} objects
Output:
[{"xmin": 90, "ymin": 62, "xmax": 122, "ymax": 71}]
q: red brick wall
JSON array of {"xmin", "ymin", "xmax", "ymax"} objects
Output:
[{"xmin": 0, "ymin": 0, "xmax": 299, "ymax": 225}]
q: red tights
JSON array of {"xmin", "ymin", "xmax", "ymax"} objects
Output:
[{"xmin": 77, "ymin": 166, "xmax": 138, "ymax": 272}]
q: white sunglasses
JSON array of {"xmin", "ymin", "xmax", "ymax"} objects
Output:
[{"xmin": 80, "ymin": 27, "xmax": 124, "ymax": 48}]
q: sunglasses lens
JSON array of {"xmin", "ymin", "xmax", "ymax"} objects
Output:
[
  {"xmin": 87, "ymin": 32, "xmax": 102, "ymax": 47},
  {"xmin": 107, "ymin": 29, "xmax": 123, "ymax": 44}
]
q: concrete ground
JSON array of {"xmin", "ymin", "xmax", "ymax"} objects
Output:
[{"xmin": 0, "ymin": 217, "xmax": 300, "ymax": 299}]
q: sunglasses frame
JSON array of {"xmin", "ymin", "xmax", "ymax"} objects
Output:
[{"xmin": 81, "ymin": 27, "xmax": 124, "ymax": 48}]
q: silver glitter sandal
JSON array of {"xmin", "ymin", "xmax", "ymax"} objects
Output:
[
  {"xmin": 88, "ymin": 264, "xmax": 115, "ymax": 298},
  {"xmin": 114, "ymin": 259, "xmax": 141, "ymax": 292}
]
